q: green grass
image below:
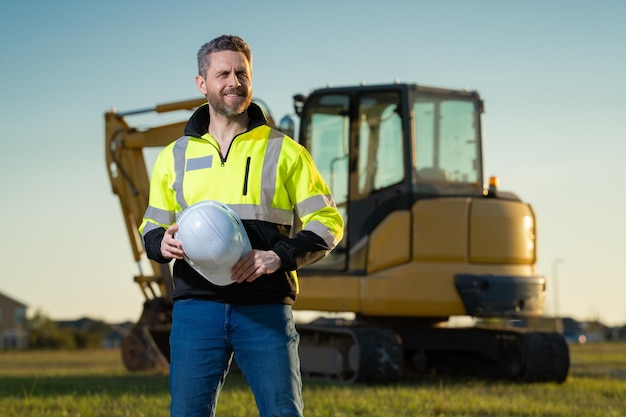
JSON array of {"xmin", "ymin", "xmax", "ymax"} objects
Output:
[{"xmin": 1, "ymin": 343, "xmax": 625, "ymax": 416}]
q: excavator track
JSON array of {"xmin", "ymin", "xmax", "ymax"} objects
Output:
[
  {"xmin": 297, "ymin": 319, "xmax": 569, "ymax": 384},
  {"xmin": 297, "ymin": 322, "xmax": 404, "ymax": 383},
  {"xmin": 393, "ymin": 323, "xmax": 569, "ymax": 383},
  {"xmin": 121, "ymin": 301, "xmax": 569, "ymax": 384}
]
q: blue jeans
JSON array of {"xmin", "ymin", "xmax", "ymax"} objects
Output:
[{"xmin": 169, "ymin": 299, "xmax": 304, "ymax": 417}]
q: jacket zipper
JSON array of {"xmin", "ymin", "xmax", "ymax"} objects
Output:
[{"xmin": 208, "ymin": 141, "xmax": 250, "ymax": 196}]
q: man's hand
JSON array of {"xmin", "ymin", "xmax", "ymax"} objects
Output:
[
  {"xmin": 231, "ymin": 250, "xmax": 281, "ymax": 283},
  {"xmin": 161, "ymin": 224, "xmax": 184, "ymax": 260}
]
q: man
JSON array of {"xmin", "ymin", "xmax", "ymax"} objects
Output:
[{"xmin": 139, "ymin": 34, "xmax": 344, "ymax": 417}]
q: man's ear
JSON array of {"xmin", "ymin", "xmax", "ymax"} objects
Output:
[{"xmin": 195, "ymin": 75, "xmax": 207, "ymax": 95}]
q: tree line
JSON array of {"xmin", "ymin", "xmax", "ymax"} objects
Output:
[{"xmin": 24, "ymin": 309, "xmax": 116, "ymax": 349}]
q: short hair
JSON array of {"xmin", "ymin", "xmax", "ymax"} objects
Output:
[{"xmin": 197, "ymin": 35, "xmax": 252, "ymax": 76}]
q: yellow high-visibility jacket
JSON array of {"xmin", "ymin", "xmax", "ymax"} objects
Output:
[{"xmin": 139, "ymin": 102, "xmax": 344, "ymax": 305}]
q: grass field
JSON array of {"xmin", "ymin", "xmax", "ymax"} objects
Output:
[{"xmin": 1, "ymin": 343, "xmax": 625, "ymax": 416}]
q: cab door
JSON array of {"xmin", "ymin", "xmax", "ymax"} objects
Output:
[{"xmin": 300, "ymin": 87, "xmax": 410, "ymax": 273}]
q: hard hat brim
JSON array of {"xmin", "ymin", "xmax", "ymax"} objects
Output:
[{"xmin": 188, "ymin": 264, "xmax": 237, "ymax": 286}]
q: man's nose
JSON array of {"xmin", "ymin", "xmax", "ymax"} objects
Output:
[{"xmin": 228, "ymin": 72, "xmax": 241, "ymax": 86}]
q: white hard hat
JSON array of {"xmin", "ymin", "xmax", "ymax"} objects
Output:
[{"xmin": 175, "ymin": 200, "xmax": 251, "ymax": 286}]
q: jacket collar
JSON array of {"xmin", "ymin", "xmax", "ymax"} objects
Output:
[{"xmin": 184, "ymin": 101, "xmax": 268, "ymax": 137}]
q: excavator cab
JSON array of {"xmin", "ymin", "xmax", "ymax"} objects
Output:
[{"xmin": 298, "ymin": 84, "xmax": 484, "ymax": 274}]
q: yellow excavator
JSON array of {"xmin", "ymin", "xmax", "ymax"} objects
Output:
[{"xmin": 105, "ymin": 82, "xmax": 569, "ymax": 383}]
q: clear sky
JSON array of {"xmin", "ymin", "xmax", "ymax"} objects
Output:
[{"xmin": 1, "ymin": 0, "xmax": 625, "ymax": 326}]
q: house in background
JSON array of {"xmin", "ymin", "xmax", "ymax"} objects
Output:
[{"xmin": 0, "ymin": 291, "xmax": 28, "ymax": 350}]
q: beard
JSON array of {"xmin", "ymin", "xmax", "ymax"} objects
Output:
[{"xmin": 206, "ymin": 88, "xmax": 252, "ymax": 118}]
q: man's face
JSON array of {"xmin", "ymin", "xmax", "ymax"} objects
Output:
[{"xmin": 196, "ymin": 50, "xmax": 252, "ymax": 118}]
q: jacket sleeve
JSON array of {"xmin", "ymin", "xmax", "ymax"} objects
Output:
[
  {"xmin": 273, "ymin": 144, "xmax": 344, "ymax": 270},
  {"xmin": 273, "ymin": 230, "xmax": 330, "ymax": 270},
  {"xmin": 143, "ymin": 228, "xmax": 171, "ymax": 264},
  {"xmin": 138, "ymin": 145, "xmax": 177, "ymax": 253}
]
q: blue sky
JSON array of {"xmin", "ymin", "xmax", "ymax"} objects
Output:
[{"xmin": 1, "ymin": 0, "xmax": 625, "ymax": 325}]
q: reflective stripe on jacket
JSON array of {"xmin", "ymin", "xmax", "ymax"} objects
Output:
[{"xmin": 139, "ymin": 102, "xmax": 344, "ymax": 305}]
